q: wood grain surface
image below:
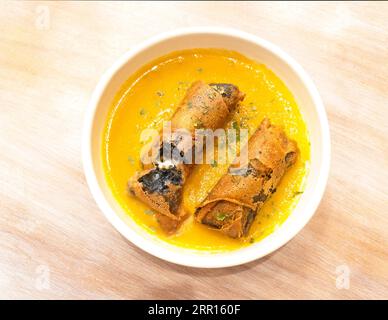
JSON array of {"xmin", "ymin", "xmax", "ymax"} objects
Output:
[{"xmin": 0, "ymin": 1, "xmax": 387, "ymax": 299}]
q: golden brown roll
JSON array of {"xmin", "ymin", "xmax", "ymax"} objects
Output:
[
  {"xmin": 195, "ymin": 118, "xmax": 298, "ymax": 238},
  {"xmin": 129, "ymin": 81, "xmax": 245, "ymax": 234}
]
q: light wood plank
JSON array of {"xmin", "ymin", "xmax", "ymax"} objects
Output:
[{"xmin": 0, "ymin": 1, "xmax": 387, "ymax": 299}]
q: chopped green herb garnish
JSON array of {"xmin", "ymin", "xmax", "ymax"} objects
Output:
[
  {"xmin": 216, "ymin": 213, "xmax": 227, "ymax": 221},
  {"xmin": 293, "ymin": 191, "xmax": 304, "ymax": 197},
  {"xmin": 139, "ymin": 108, "xmax": 146, "ymax": 116},
  {"xmin": 232, "ymin": 121, "xmax": 239, "ymax": 130},
  {"xmin": 249, "ymin": 237, "xmax": 255, "ymax": 244},
  {"xmin": 127, "ymin": 156, "xmax": 135, "ymax": 165},
  {"xmin": 211, "ymin": 160, "xmax": 218, "ymax": 168},
  {"xmin": 236, "ymin": 133, "xmax": 241, "ymax": 143},
  {"xmin": 144, "ymin": 209, "xmax": 155, "ymax": 215},
  {"xmin": 231, "ymin": 121, "xmax": 242, "ymax": 142}
]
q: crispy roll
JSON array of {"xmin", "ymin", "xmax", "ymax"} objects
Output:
[
  {"xmin": 129, "ymin": 81, "xmax": 245, "ymax": 234},
  {"xmin": 195, "ymin": 118, "xmax": 298, "ymax": 238}
]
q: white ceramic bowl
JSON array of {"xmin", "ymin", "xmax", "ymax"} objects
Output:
[{"xmin": 83, "ymin": 27, "xmax": 330, "ymax": 268}]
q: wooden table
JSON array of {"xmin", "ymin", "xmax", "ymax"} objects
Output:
[{"xmin": 0, "ymin": 1, "xmax": 387, "ymax": 299}]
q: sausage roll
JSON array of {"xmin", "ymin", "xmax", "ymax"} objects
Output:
[
  {"xmin": 129, "ymin": 81, "xmax": 245, "ymax": 234},
  {"xmin": 195, "ymin": 118, "xmax": 298, "ymax": 238}
]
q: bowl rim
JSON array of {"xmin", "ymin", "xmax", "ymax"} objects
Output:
[{"xmin": 82, "ymin": 27, "xmax": 331, "ymax": 268}]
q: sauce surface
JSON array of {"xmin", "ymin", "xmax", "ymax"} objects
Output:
[{"xmin": 103, "ymin": 49, "xmax": 310, "ymax": 251}]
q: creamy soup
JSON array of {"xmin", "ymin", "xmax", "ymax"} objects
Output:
[{"xmin": 103, "ymin": 49, "xmax": 310, "ymax": 251}]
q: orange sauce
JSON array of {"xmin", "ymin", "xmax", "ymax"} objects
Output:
[{"xmin": 103, "ymin": 49, "xmax": 310, "ymax": 251}]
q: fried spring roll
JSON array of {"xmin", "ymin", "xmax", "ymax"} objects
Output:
[
  {"xmin": 129, "ymin": 81, "xmax": 245, "ymax": 234},
  {"xmin": 195, "ymin": 118, "xmax": 298, "ymax": 238}
]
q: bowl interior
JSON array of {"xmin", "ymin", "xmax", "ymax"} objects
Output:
[{"xmin": 85, "ymin": 29, "xmax": 329, "ymax": 268}]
